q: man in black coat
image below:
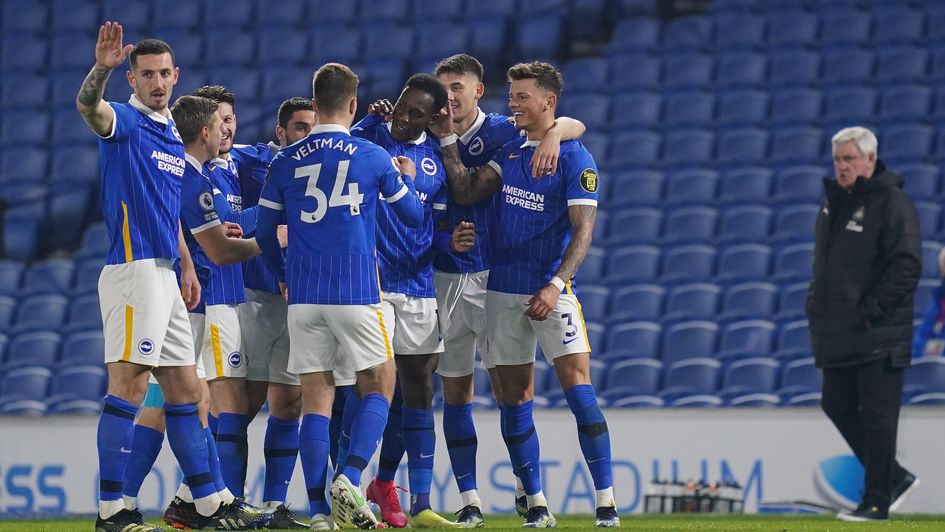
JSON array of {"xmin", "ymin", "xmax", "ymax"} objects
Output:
[{"xmin": 806, "ymin": 126, "xmax": 921, "ymax": 522}]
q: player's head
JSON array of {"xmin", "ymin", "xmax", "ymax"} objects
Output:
[
  {"xmin": 171, "ymin": 96, "xmax": 222, "ymax": 159},
  {"xmin": 831, "ymin": 126, "xmax": 877, "ymax": 191},
  {"xmin": 276, "ymin": 97, "xmax": 316, "ymax": 147},
  {"xmin": 434, "ymin": 54, "xmax": 485, "ymax": 124},
  {"xmin": 390, "ymin": 73, "xmax": 449, "ymax": 143},
  {"xmin": 312, "ymin": 63, "xmax": 359, "ymax": 126},
  {"xmin": 506, "ymin": 61, "xmax": 563, "ymax": 132},
  {"xmin": 193, "ymin": 85, "xmax": 237, "ymax": 155},
  {"xmin": 127, "ymin": 39, "xmax": 178, "ymax": 113}
]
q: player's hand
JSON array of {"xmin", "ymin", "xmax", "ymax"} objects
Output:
[
  {"xmin": 368, "ymin": 99, "xmax": 394, "ymax": 121},
  {"xmin": 277, "ymin": 225, "xmax": 288, "ymax": 248},
  {"xmin": 95, "ymin": 21, "xmax": 134, "ymax": 69},
  {"xmin": 393, "ymin": 156, "xmax": 416, "ymax": 178},
  {"xmin": 525, "ymin": 284, "xmax": 560, "ymax": 321},
  {"xmin": 428, "ymin": 103, "xmax": 455, "ymax": 139},
  {"xmin": 180, "ymin": 266, "xmax": 202, "ymax": 312},
  {"xmin": 223, "ymin": 221, "xmax": 243, "ymax": 238},
  {"xmin": 449, "ymin": 221, "xmax": 476, "ymax": 253},
  {"xmin": 279, "ymin": 282, "xmax": 288, "ymax": 302},
  {"xmin": 531, "ymin": 130, "xmax": 562, "ymax": 177}
]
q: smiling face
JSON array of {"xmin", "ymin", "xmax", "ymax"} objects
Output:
[
  {"xmin": 438, "ymin": 71, "xmax": 483, "ymax": 125},
  {"xmin": 207, "ymin": 111, "xmax": 223, "ymax": 158},
  {"xmin": 833, "ymin": 141, "xmax": 876, "ymax": 190},
  {"xmin": 127, "ymin": 52, "xmax": 178, "ymax": 112},
  {"xmin": 508, "ymin": 77, "xmax": 555, "ymax": 132},
  {"xmin": 215, "ymin": 102, "xmax": 237, "ymax": 155},
  {"xmin": 390, "ymin": 86, "xmax": 437, "ymax": 142}
]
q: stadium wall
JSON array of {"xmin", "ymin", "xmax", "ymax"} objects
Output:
[{"xmin": 1, "ymin": 408, "xmax": 943, "ymax": 517}]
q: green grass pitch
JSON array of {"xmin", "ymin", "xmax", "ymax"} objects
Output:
[{"xmin": 3, "ymin": 514, "xmax": 945, "ymax": 531}]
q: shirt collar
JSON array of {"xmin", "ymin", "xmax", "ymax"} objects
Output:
[
  {"xmin": 184, "ymin": 153, "xmax": 203, "ymax": 172},
  {"xmin": 458, "ymin": 107, "xmax": 486, "ymax": 145},
  {"xmin": 385, "ymin": 121, "xmax": 427, "ymax": 145},
  {"xmin": 129, "ymin": 94, "xmax": 169, "ymax": 125},
  {"xmin": 312, "ymin": 124, "xmax": 350, "ymax": 135},
  {"xmin": 521, "ymin": 139, "xmax": 540, "ymax": 148}
]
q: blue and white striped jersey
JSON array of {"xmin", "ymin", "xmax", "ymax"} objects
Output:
[
  {"xmin": 231, "ymin": 143, "xmax": 282, "ymax": 294},
  {"xmin": 352, "ymin": 114, "xmax": 448, "ymax": 298},
  {"xmin": 486, "ymin": 138, "xmax": 600, "ymax": 296},
  {"xmin": 258, "ymin": 124, "xmax": 422, "ymax": 305},
  {"xmin": 96, "ymin": 95, "xmax": 185, "ymax": 265},
  {"xmin": 434, "ymin": 110, "xmax": 519, "ymax": 274}
]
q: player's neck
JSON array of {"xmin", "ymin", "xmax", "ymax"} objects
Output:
[
  {"xmin": 317, "ymin": 114, "xmax": 353, "ymax": 130},
  {"xmin": 525, "ymin": 116, "xmax": 557, "ymax": 141},
  {"xmin": 453, "ymin": 107, "xmax": 480, "ymax": 136},
  {"xmin": 185, "ymin": 146, "xmax": 211, "ymax": 166}
]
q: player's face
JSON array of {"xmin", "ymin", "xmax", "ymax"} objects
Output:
[
  {"xmin": 217, "ymin": 102, "xmax": 237, "ymax": 155},
  {"xmin": 207, "ymin": 111, "xmax": 224, "ymax": 157},
  {"xmin": 128, "ymin": 53, "xmax": 178, "ymax": 112},
  {"xmin": 508, "ymin": 78, "xmax": 554, "ymax": 131},
  {"xmin": 438, "ymin": 72, "xmax": 482, "ymax": 123},
  {"xmin": 832, "ymin": 141, "xmax": 875, "ymax": 190},
  {"xmin": 280, "ymin": 110, "xmax": 316, "ymax": 146},
  {"xmin": 390, "ymin": 87, "xmax": 437, "ymax": 142}
]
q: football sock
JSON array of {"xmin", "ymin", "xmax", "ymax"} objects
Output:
[
  {"xmin": 501, "ymin": 401, "xmax": 542, "ymax": 496},
  {"xmin": 376, "ymin": 382, "xmax": 404, "ymax": 483},
  {"xmin": 340, "ymin": 393, "xmax": 390, "ymax": 487},
  {"xmin": 263, "ymin": 415, "xmax": 299, "ymax": 505},
  {"xmin": 299, "ymin": 414, "xmax": 332, "ymax": 518},
  {"xmin": 564, "ymin": 384, "xmax": 613, "ymax": 490},
  {"xmin": 216, "ymin": 413, "xmax": 249, "ymax": 497},
  {"xmin": 97, "ymin": 395, "xmax": 139, "ymax": 518},
  {"xmin": 402, "ymin": 407, "xmax": 435, "ymax": 515},
  {"xmin": 443, "ymin": 401, "xmax": 478, "ymax": 494}
]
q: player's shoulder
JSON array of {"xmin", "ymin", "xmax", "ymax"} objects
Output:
[{"xmin": 484, "ymin": 112, "xmax": 515, "ymax": 128}]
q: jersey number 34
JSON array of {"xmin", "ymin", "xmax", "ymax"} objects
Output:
[{"xmin": 294, "ymin": 161, "xmax": 365, "ymax": 223}]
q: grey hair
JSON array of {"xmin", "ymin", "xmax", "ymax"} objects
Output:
[{"xmin": 831, "ymin": 126, "xmax": 878, "ymax": 158}]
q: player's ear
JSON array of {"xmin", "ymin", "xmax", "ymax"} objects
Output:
[
  {"xmin": 275, "ymin": 125, "xmax": 286, "ymax": 145},
  {"xmin": 545, "ymin": 94, "xmax": 557, "ymax": 112},
  {"xmin": 348, "ymin": 97, "xmax": 357, "ymax": 116},
  {"xmin": 126, "ymin": 70, "xmax": 135, "ymax": 88},
  {"xmin": 173, "ymin": 66, "xmax": 179, "ymax": 85},
  {"xmin": 475, "ymin": 81, "xmax": 485, "ymax": 100}
]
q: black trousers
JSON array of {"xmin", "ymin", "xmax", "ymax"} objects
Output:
[{"xmin": 821, "ymin": 356, "xmax": 907, "ymax": 511}]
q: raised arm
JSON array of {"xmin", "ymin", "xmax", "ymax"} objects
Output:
[
  {"xmin": 76, "ymin": 22, "xmax": 133, "ymax": 137},
  {"xmin": 192, "ymin": 224, "xmax": 260, "ymax": 265},
  {"xmin": 440, "ymin": 140, "xmax": 502, "ymax": 204},
  {"xmin": 530, "ymin": 117, "xmax": 587, "ymax": 178}
]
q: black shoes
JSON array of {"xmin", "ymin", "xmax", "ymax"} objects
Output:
[
  {"xmin": 837, "ymin": 503, "xmax": 889, "ymax": 522},
  {"xmin": 96, "ymin": 508, "xmax": 165, "ymax": 531}
]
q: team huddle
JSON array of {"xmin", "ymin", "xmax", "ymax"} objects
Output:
[{"xmin": 79, "ymin": 21, "xmax": 617, "ymax": 531}]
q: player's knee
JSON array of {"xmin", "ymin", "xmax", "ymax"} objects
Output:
[
  {"xmin": 269, "ymin": 387, "xmax": 302, "ymax": 420},
  {"xmin": 442, "ymin": 375, "xmax": 474, "ymax": 405}
]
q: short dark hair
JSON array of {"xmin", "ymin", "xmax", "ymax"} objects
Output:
[
  {"xmin": 312, "ymin": 63, "xmax": 359, "ymax": 114},
  {"xmin": 278, "ymin": 97, "xmax": 313, "ymax": 128},
  {"xmin": 192, "ymin": 85, "xmax": 236, "ymax": 111},
  {"xmin": 434, "ymin": 54, "xmax": 484, "ymax": 81},
  {"xmin": 404, "ymin": 73, "xmax": 449, "ymax": 114},
  {"xmin": 130, "ymin": 39, "xmax": 175, "ymax": 69},
  {"xmin": 507, "ymin": 61, "xmax": 563, "ymax": 97},
  {"xmin": 170, "ymin": 96, "xmax": 219, "ymax": 145}
]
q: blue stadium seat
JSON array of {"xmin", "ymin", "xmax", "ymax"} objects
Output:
[
  {"xmin": 880, "ymin": 85, "xmax": 932, "ymax": 122},
  {"xmin": 2, "ymin": 2, "xmax": 47, "ymax": 32},
  {"xmin": 774, "ymin": 320, "xmax": 812, "ymax": 360},
  {"xmin": 661, "ymin": 246, "xmax": 717, "ymax": 283},
  {"xmin": 261, "ymin": 66, "xmax": 315, "ymax": 110},
  {"xmin": 606, "ymin": 208, "xmax": 662, "ymax": 244},
  {"xmin": 772, "ymin": 243, "xmax": 815, "ymax": 282},
  {"xmin": 257, "ymin": 0, "xmax": 308, "ymax": 26},
  {"xmin": 0, "ymin": 366, "xmax": 52, "ymax": 414},
  {"xmin": 0, "ymin": 333, "xmax": 7, "ymax": 361},
  {"xmin": 770, "ymin": 88, "xmax": 822, "ymax": 127},
  {"xmin": 309, "ymin": 25, "xmax": 361, "ymax": 64},
  {"xmin": 514, "ymin": 14, "xmax": 563, "ymax": 61},
  {"xmin": 662, "ymin": 15, "xmax": 713, "ymax": 51},
  {"xmin": 716, "ymin": 89, "xmax": 768, "ymax": 126},
  {"xmin": 158, "ymin": 1, "xmax": 202, "ymax": 28},
  {"xmin": 899, "ymin": 163, "xmax": 939, "ymax": 198},
  {"xmin": 716, "ymin": 243, "xmax": 772, "ymax": 282},
  {"xmin": 610, "ymin": 92, "xmax": 661, "ymax": 128},
  {"xmin": 609, "ymin": 284, "xmax": 664, "ymax": 322},
  {"xmin": 2, "ymin": 331, "xmax": 61, "ymax": 371},
  {"xmin": 2, "ymin": 110, "xmax": 48, "ymax": 146},
  {"xmin": 719, "ymin": 357, "xmax": 780, "ymax": 399},
  {"xmin": 49, "ymin": 32, "xmax": 96, "ymax": 70},
  {"xmin": 772, "ymin": 203, "xmax": 820, "ymax": 242},
  {"xmin": 922, "ymin": 241, "xmax": 943, "ymax": 279},
  {"xmin": 20, "ymin": 259, "xmax": 75, "ymax": 296},
  {"xmin": 727, "ymin": 393, "xmax": 780, "ymax": 407},
  {"xmin": 904, "ymin": 358, "xmax": 945, "ymax": 396},
  {"xmin": 606, "ymin": 19, "xmax": 661, "ymax": 54},
  {"xmin": 472, "ymin": 366, "xmax": 492, "ymax": 398},
  {"xmin": 714, "ymin": 51, "xmax": 767, "ymax": 88},
  {"xmin": 663, "ymin": 283, "xmax": 720, "ymax": 321},
  {"xmin": 101, "ymin": 0, "xmax": 150, "ymax": 31},
  {"xmin": 413, "ymin": 0, "xmax": 463, "ymax": 20},
  {"xmin": 720, "ymin": 282, "xmax": 778, "ymax": 321},
  {"xmin": 768, "ymin": 49, "xmax": 820, "ymax": 88},
  {"xmin": 609, "ymin": 54, "xmax": 661, "ymax": 92},
  {"xmin": 872, "ymin": 7, "xmax": 926, "ymax": 45},
  {"xmin": 204, "ymin": 29, "xmax": 255, "ymax": 65},
  {"xmin": 76, "ymin": 223, "xmax": 110, "ymax": 260},
  {"xmin": 717, "ymin": 204, "xmax": 772, "ymax": 243},
  {"xmin": 914, "ymin": 278, "xmax": 939, "ymax": 317},
  {"xmin": 822, "ymin": 48, "xmax": 874, "ymax": 85},
  {"xmin": 716, "ymin": 128, "xmax": 769, "ymax": 165},
  {"xmin": 906, "ymin": 393, "xmax": 945, "ymax": 406},
  {"xmin": 3, "ymin": 216, "xmax": 40, "ymax": 263},
  {"xmin": 586, "ymin": 322, "xmax": 605, "ymax": 354},
  {"xmin": 604, "ymin": 245, "xmax": 660, "ymax": 283},
  {"xmin": 784, "ymin": 391, "xmax": 821, "ymax": 406},
  {"xmin": 669, "ymin": 394, "xmax": 723, "ymax": 408},
  {"xmin": 50, "ymin": 0, "xmax": 99, "ymax": 31},
  {"xmin": 601, "ymin": 359, "xmax": 663, "ymax": 400},
  {"xmin": 1, "ymin": 146, "xmax": 47, "ymax": 183},
  {"xmin": 0, "ymin": 260, "xmax": 24, "ymax": 296},
  {"xmin": 608, "ymin": 170, "xmax": 663, "ymax": 207},
  {"xmin": 1, "ymin": 74, "xmax": 49, "ymax": 108},
  {"xmin": 66, "ymin": 292, "xmax": 102, "ymax": 331},
  {"xmin": 883, "ymin": 124, "xmax": 933, "ymax": 160},
  {"xmin": 594, "ymin": 211, "xmax": 609, "ymax": 242},
  {"xmin": 608, "ymin": 130, "xmax": 660, "ymax": 167},
  {"xmin": 663, "ymin": 91, "xmax": 715, "ymax": 128},
  {"xmin": 45, "ymin": 365, "xmax": 106, "ymax": 408},
  {"xmin": 562, "ymin": 58, "xmax": 609, "ymax": 95},
  {"xmin": 59, "ymin": 330, "xmax": 105, "ymax": 368},
  {"xmin": 13, "ymin": 294, "xmax": 69, "ymax": 332},
  {"xmin": 465, "ymin": 0, "xmax": 518, "ymax": 17},
  {"xmin": 610, "ymin": 395, "xmax": 665, "ymax": 408},
  {"xmin": 717, "ymin": 167, "xmax": 773, "ymax": 204},
  {"xmin": 533, "ymin": 360, "xmax": 553, "ymax": 396},
  {"xmin": 363, "ymin": 24, "xmax": 415, "ymax": 60},
  {"xmin": 47, "ymin": 186, "xmax": 92, "ymax": 249},
  {"xmin": 820, "ymin": 8, "xmax": 871, "ymax": 46},
  {"xmin": 712, "ymin": 13, "xmax": 765, "ymax": 49},
  {"xmin": 603, "ymin": 322, "xmax": 661, "ymax": 359},
  {"xmin": 0, "ymin": 296, "xmax": 14, "ymax": 329},
  {"xmin": 0, "ymin": 32, "xmax": 47, "ymax": 71},
  {"xmin": 661, "ymin": 321, "xmax": 718, "ymax": 365},
  {"xmin": 52, "ymin": 110, "xmax": 95, "ymax": 145},
  {"xmin": 148, "ymin": 30, "xmax": 202, "ymax": 69},
  {"xmin": 929, "ymin": 6, "xmax": 945, "ymax": 42},
  {"xmin": 824, "ymin": 85, "xmax": 877, "ymax": 123},
  {"xmin": 659, "ymin": 358, "xmax": 721, "ymax": 401},
  {"xmin": 875, "ymin": 46, "xmax": 929, "ymax": 84},
  {"xmin": 468, "ymin": 17, "xmax": 507, "ymax": 67},
  {"xmin": 205, "ymin": 0, "xmax": 253, "ymax": 26},
  {"xmin": 579, "ymin": 285, "xmax": 609, "ymax": 323},
  {"xmin": 558, "ymin": 95, "xmax": 609, "ymax": 130},
  {"xmin": 257, "ymin": 28, "xmax": 307, "ymax": 65},
  {"xmin": 663, "ymin": 207, "xmax": 718, "ymax": 243},
  {"xmin": 773, "ymin": 166, "xmax": 826, "ymax": 203},
  {"xmin": 770, "ymin": 127, "xmax": 821, "ymax": 165},
  {"xmin": 663, "ymin": 169, "xmax": 718, "ymax": 206},
  {"xmin": 778, "ymin": 357, "xmax": 821, "ymax": 398},
  {"xmin": 767, "ymin": 10, "xmax": 817, "ymax": 47},
  {"xmin": 662, "ymin": 53, "xmax": 714, "ymax": 89},
  {"xmin": 662, "ymin": 129, "xmax": 715, "ymax": 167},
  {"xmin": 717, "ymin": 320, "xmax": 776, "ymax": 360},
  {"xmin": 581, "ymin": 247, "xmax": 606, "ymax": 281},
  {"xmin": 416, "ymin": 22, "xmax": 469, "ymax": 63},
  {"xmin": 915, "ymin": 202, "xmax": 941, "ymax": 239}
]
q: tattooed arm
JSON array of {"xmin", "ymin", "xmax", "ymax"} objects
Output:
[
  {"xmin": 440, "ymin": 141, "xmax": 502, "ymax": 204},
  {"xmin": 76, "ymin": 21, "xmax": 134, "ymax": 136}
]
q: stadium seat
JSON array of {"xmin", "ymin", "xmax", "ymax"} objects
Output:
[
  {"xmin": 601, "ymin": 359, "xmax": 663, "ymax": 400},
  {"xmin": 603, "ymin": 321, "xmax": 661, "ymax": 359},
  {"xmin": 716, "ymin": 90, "xmax": 768, "ymax": 126},
  {"xmin": 610, "ymin": 395, "xmax": 664, "ymax": 408},
  {"xmin": 610, "ymin": 92, "xmax": 661, "ymax": 128},
  {"xmin": 52, "ymin": 109, "xmax": 95, "ymax": 145},
  {"xmin": 720, "ymin": 282, "xmax": 778, "ymax": 321},
  {"xmin": 608, "ymin": 170, "xmax": 663, "ymax": 207},
  {"xmin": 609, "ymin": 284, "xmax": 664, "ymax": 322},
  {"xmin": 663, "ymin": 91, "xmax": 715, "ymax": 128},
  {"xmin": 205, "ymin": 0, "xmax": 253, "ymax": 27},
  {"xmin": 922, "ymin": 241, "xmax": 943, "ymax": 279},
  {"xmin": 773, "ymin": 166, "xmax": 826, "ymax": 203},
  {"xmin": 594, "ymin": 211, "xmax": 609, "ymax": 243},
  {"xmin": 906, "ymin": 393, "xmax": 945, "ymax": 406},
  {"xmin": 606, "ymin": 19, "xmax": 661, "ymax": 54},
  {"xmin": 766, "ymin": 10, "xmax": 817, "ymax": 47},
  {"xmin": 309, "ymin": 25, "xmax": 362, "ymax": 64},
  {"xmin": 712, "ymin": 13, "xmax": 765, "ymax": 49},
  {"xmin": 59, "ymin": 330, "xmax": 105, "ymax": 368},
  {"xmin": 824, "ymin": 85, "xmax": 877, "ymax": 123},
  {"xmin": 661, "ymin": 321, "xmax": 718, "ymax": 365},
  {"xmin": 19, "ymin": 259, "xmax": 75, "ymax": 296},
  {"xmin": 716, "ymin": 243, "xmax": 772, "ymax": 282},
  {"xmin": 714, "ymin": 51, "xmax": 767, "ymax": 88},
  {"xmin": 880, "ymin": 85, "xmax": 932, "ymax": 122},
  {"xmin": 0, "ymin": 296, "xmax": 15, "ymax": 330},
  {"xmin": 13, "ymin": 294, "xmax": 69, "ymax": 332},
  {"xmin": 728, "ymin": 393, "xmax": 780, "ymax": 407},
  {"xmin": 668, "ymin": 394, "xmax": 723, "ymax": 408},
  {"xmin": 0, "ymin": 366, "xmax": 52, "ymax": 413},
  {"xmin": 716, "ymin": 128, "xmax": 769, "ymax": 165},
  {"xmin": 768, "ymin": 50, "xmax": 820, "ymax": 89},
  {"xmin": 559, "ymin": 94, "xmax": 609, "ymax": 130},
  {"xmin": 770, "ymin": 88, "xmax": 822, "ymax": 126},
  {"xmin": 581, "ymin": 132, "xmax": 608, "ymax": 163},
  {"xmin": 872, "ymin": 7, "xmax": 926, "ymax": 45},
  {"xmin": 467, "ymin": 17, "xmax": 507, "ymax": 67},
  {"xmin": 3, "ymin": 216, "xmax": 40, "ymax": 264},
  {"xmin": 719, "ymin": 357, "xmax": 780, "ymax": 399},
  {"xmin": 581, "ymin": 246, "xmax": 606, "ymax": 281},
  {"xmin": 775, "ymin": 320, "xmax": 812, "ymax": 360},
  {"xmin": 2, "ymin": 2, "xmax": 47, "ymax": 32},
  {"xmin": 579, "ymin": 285, "xmax": 609, "ymax": 323},
  {"xmin": 413, "ymin": 0, "xmax": 464, "ymax": 20},
  {"xmin": 514, "ymin": 14, "xmax": 563, "ymax": 61},
  {"xmin": 561, "ymin": 58, "xmax": 609, "ymax": 96},
  {"xmin": 904, "ymin": 357, "xmax": 945, "ymax": 396},
  {"xmin": 0, "ymin": 261, "xmax": 24, "ymax": 296},
  {"xmin": 659, "ymin": 358, "xmax": 721, "ymax": 401},
  {"xmin": 1, "ymin": 146, "xmax": 47, "ymax": 183},
  {"xmin": 101, "ymin": 0, "xmax": 150, "ymax": 31},
  {"xmin": 2, "ymin": 331, "xmax": 61, "ymax": 371},
  {"xmin": 76, "ymin": 223, "xmax": 110, "ymax": 260},
  {"xmin": 899, "ymin": 163, "xmax": 939, "ymax": 199},
  {"xmin": 822, "ymin": 48, "xmax": 874, "ymax": 85},
  {"xmin": 663, "ymin": 283, "xmax": 720, "ymax": 322},
  {"xmin": 771, "ymin": 203, "xmax": 820, "ymax": 242},
  {"xmin": 772, "ymin": 243, "xmax": 815, "ymax": 282},
  {"xmin": 45, "ymin": 365, "xmax": 106, "ymax": 408},
  {"xmin": 204, "ymin": 29, "xmax": 256, "ymax": 66},
  {"xmin": 875, "ymin": 46, "xmax": 929, "ymax": 84},
  {"xmin": 66, "ymin": 292, "xmax": 102, "ymax": 331},
  {"xmin": 663, "ymin": 53, "xmax": 714, "ymax": 89},
  {"xmin": 50, "ymin": 0, "xmax": 99, "ymax": 31},
  {"xmin": 717, "ymin": 320, "xmax": 776, "ymax": 360},
  {"xmin": 256, "ymin": 0, "xmax": 308, "ymax": 26},
  {"xmin": 609, "ymin": 54, "xmax": 661, "ymax": 92},
  {"xmin": 661, "ymin": 129, "xmax": 715, "ymax": 167},
  {"xmin": 914, "ymin": 278, "xmax": 939, "ymax": 316},
  {"xmin": 51, "ymin": 146, "xmax": 100, "ymax": 182},
  {"xmin": 883, "ymin": 124, "xmax": 934, "ymax": 160},
  {"xmin": 662, "ymin": 207, "xmax": 718, "ymax": 243},
  {"xmin": 606, "ymin": 208, "xmax": 662, "ymax": 244},
  {"xmin": 661, "ymin": 246, "xmax": 717, "ymax": 283},
  {"xmin": 1, "ymin": 74, "xmax": 49, "ymax": 109},
  {"xmin": 784, "ymin": 391, "xmax": 821, "ymax": 406},
  {"xmin": 770, "ymin": 127, "xmax": 821, "ymax": 165},
  {"xmin": 608, "ymin": 130, "xmax": 660, "ymax": 167},
  {"xmin": 257, "ymin": 28, "xmax": 308, "ymax": 66},
  {"xmin": 663, "ymin": 169, "xmax": 718, "ymax": 207},
  {"xmin": 778, "ymin": 357, "xmax": 821, "ymax": 398},
  {"xmin": 261, "ymin": 66, "xmax": 315, "ymax": 110},
  {"xmin": 662, "ymin": 15, "xmax": 713, "ymax": 51},
  {"xmin": 717, "ymin": 167, "xmax": 773, "ymax": 204},
  {"xmin": 717, "ymin": 204, "xmax": 772, "ymax": 243},
  {"xmin": 2, "ymin": 110, "xmax": 48, "ymax": 146},
  {"xmin": 915, "ymin": 202, "xmax": 941, "ymax": 239},
  {"xmin": 46, "ymin": 32, "xmax": 93, "ymax": 71},
  {"xmin": 820, "ymin": 8, "xmax": 871, "ymax": 46}
]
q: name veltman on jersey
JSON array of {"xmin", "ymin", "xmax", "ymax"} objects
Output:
[{"xmin": 96, "ymin": 94, "xmax": 195, "ymax": 369}]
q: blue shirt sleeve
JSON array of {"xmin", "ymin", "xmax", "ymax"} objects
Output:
[
  {"xmin": 212, "ymin": 191, "xmax": 260, "ymax": 236},
  {"xmin": 103, "ymin": 102, "xmax": 135, "ymax": 142},
  {"xmin": 181, "ymin": 173, "xmax": 221, "ymax": 234},
  {"xmin": 257, "ymin": 160, "xmax": 287, "ymax": 282},
  {"xmin": 351, "ymin": 114, "xmax": 385, "ymax": 141},
  {"xmin": 562, "ymin": 143, "xmax": 600, "ymax": 207}
]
